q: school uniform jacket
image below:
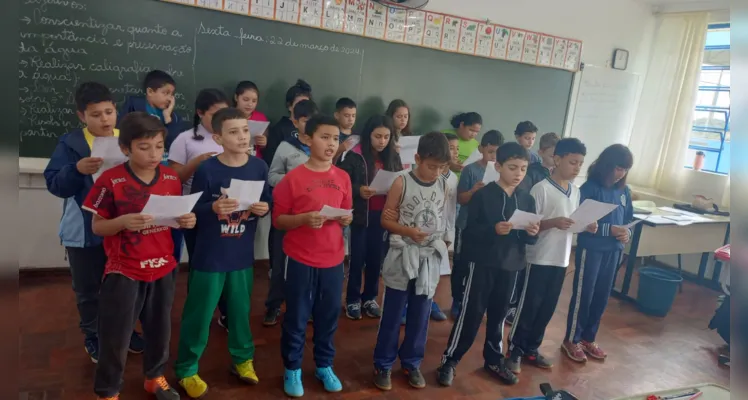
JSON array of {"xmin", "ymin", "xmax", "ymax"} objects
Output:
[
  {"xmin": 264, "ymin": 116, "xmax": 296, "ymax": 169},
  {"xmin": 118, "ymin": 96, "xmax": 184, "ymax": 149},
  {"xmin": 576, "ymin": 180, "xmax": 634, "ymax": 252},
  {"xmin": 268, "ymin": 139, "xmax": 309, "ymax": 188}
]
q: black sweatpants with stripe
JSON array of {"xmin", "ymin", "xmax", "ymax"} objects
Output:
[{"xmin": 442, "ymin": 261, "xmax": 517, "ymax": 366}]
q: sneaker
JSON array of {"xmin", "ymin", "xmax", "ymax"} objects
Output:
[
  {"xmin": 524, "ymin": 352, "xmax": 553, "ymax": 369},
  {"xmin": 84, "ymin": 336, "xmax": 99, "ymax": 364},
  {"xmin": 363, "ymin": 300, "xmax": 382, "ymax": 318},
  {"xmin": 217, "ymin": 315, "xmax": 228, "ymax": 332},
  {"xmin": 430, "ymin": 302, "xmax": 447, "ymax": 321},
  {"xmin": 283, "ymin": 368, "xmax": 304, "ymax": 398},
  {"xmin": 505, "ymin": 348, "xmax": 522, "ymax": 374},
  {"xmin": 403, "ymin": 367, "xmax": 426, "ymax": 389},
  {"xmin": 561, "ymin": 340, "xmax": 588, "ymax": 363},
  {"xmin": 232, "ymin": 359, "xmax": 259, "ymax": 384},
  {"xmin": 144, "ymin": 376, "xmax": 180, "ymax": 400},
  {"xmin": 450, "ymin": 301, "xmax": 461, "ymax": 320},
  {"xmin": 373, "ymin": 368, "xmax": 392, "ymax": 391},
  {"xmin": 315, "ymin": 366, "xmax": 342, "ymax": 393},
  {"xmin": 580, "ymin": 340, "xmax": 607, "ymax": 360},
  {"xmin": 505, "ymin": 307, "xmax": 516, "ymax": 326},
  {"xmin": 263, "ymin": 307, "xmax": 280, "ymax": 326},
  {"xmin": 484, "ymin": 361, "xmax": 519, "ymax": 385},
  {"xmin": 346, "ymin": 302, "xmax": 362, "ymax": 320},
  {"xmin": 178, "ymin": 375, "xmax": 208, "ymax": 399},
  {"xmin": 129, "ymin": 331, "xmax": 145, "ymax": 354},
  {"xmin": 436, "ymin": 362, "xmax": 456, "ymax": 386}
]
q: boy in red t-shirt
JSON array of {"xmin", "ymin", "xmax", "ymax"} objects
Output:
[
  {"xmin": 82, "ymin": 112, "xmax": 196, "ymax": 400},
  {"xmin": 272, "ymin": 114, "xmax": 353, "ymax": 398}
]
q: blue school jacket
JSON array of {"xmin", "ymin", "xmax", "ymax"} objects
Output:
[
  {"xmin": 118, "ymin": 96, "xmax": 185, "ymax": 154},
  {"xmin": 43, "ymin": 129, "xmax": 102, "ymax": 248},
  {"xmin": 576, "ymin": 179, "xmax": 634, "ymax": 252}
]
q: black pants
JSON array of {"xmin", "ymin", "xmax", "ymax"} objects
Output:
[
  {"xmin": 509, "ymin": 269, "xmax": 526, "ymax": 308},
  {"xmin": 450, "ymin": 228, "xmax": 467, "ymax": 303},
  {"xmin": 509, "ymin": 264, "xmax": 566, "ymax": 355},
  {"xmin": 95, "ymin": 270, "xmax": 177, "ymax": 398},
  {"xmin": 442, "ymin": 262, "xmax": 517, "ymax": 366},
  {"xmin": 66, "ymin": 246, "xmax": 107, "ymax": 339},
  {"xmin": 265, "ymin": 228, "xmax": 286, "ymax": 310},
  {"xmin": 346, "ymin": 212, "xmax": 386, "ymax": 305}
]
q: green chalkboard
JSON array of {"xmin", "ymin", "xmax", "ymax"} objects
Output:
[{"xmin": 16, "ymin": 0, "xmax": 573, "ymax": 158}]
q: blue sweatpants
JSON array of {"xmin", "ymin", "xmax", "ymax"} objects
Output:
[
  {"xmin": 346, "ymin": 210, "xmax": 387, "ymax": 305},
  {"xmin": 171, "ymin": 229, "xmax": 183, "ymax": 263},
  {"xmin": 565, "ymin": 248, "xmax": 621, "ymax": 344},
  {"xmin": 281, "ymin": 257, "xmax": 344, "ymax": 370},
  {"xmin": 373, "ymin": 282, "xmax": 432, "ymax": 370}
]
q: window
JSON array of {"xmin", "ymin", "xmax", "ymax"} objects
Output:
[{"xmin": 685, "ymin": 23, "xmax": 730, "ymax": 174}]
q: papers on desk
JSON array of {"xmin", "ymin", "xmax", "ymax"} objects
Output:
[
  {"xmin": 463, "ymin": 149, "xmax": 481, "ymax": 166},
  {"xmin": 398, "ymin": 136, "xmax": 420, "ymax": 165},
  {"xmin": 141, "ymin": 192, "xmax": 202, "ymax": 228},
  {"xmin": 569, "ymin": 199, "xmax": 619, "ymax": 233},
  {"xmin": 222, "ymin": 179, "xmax": 265, "ymax": 211},
  {"xmin": 637, "ymin": 207, "xmax": 715, "ymax": 225},
  {"xmin": 320, "ymin": 205, "xmax": 352, "ymax": 218},
  {"xmin": 91, "ymin": 137, "xmax": 128, "ymax": 181},
  {"xmin": 507, "ymin": 210, "xmax": 542, "ymax": 230},
  {"xmin": 248, "ymin": 121, "xmax": 270, "ymax": 144},
  {"xmin": 369, "ymin": 169, "xmax": 399, "ymax": 195},
  {"xmin": 482, "ymin": 162, "xmax": 500, "ymax": 184}
]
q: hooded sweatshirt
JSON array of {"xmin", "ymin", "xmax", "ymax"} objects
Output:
[
  {"xmin": 264, "ymin": 116, "xmax": 296, "ymax": 168},
  {"xmin": 268, "ymin": 133, "xmax": 310, "ymax": 187}
]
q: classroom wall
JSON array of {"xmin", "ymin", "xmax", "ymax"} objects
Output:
[{"xmin": 18, "ymin": 0, "xmax": 658, "ymax": 269}]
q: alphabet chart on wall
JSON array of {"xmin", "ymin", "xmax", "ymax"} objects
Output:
[{"xmin": 163, "ymin": 0, "xmax": 583, "ymax": 71}]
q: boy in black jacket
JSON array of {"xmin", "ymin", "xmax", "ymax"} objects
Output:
[{"xmin": 437, "ymin": 143, "xmax": 540, "ymax": 387}]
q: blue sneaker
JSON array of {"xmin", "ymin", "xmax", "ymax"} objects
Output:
[
  {"xmin": 315, "ymin": 366, "xmax": 342, "ymax": 392},
  {"xmin": 284, "ymin": 368, "xmax": 304, "ymax": 397},
  {"xmin": 128, "ymin": 331, "xmax": 145, "ymax": 354},
  {"xmin": 84, "ymin": 336, "xmax": 99, "ymax": 363},
  {"xmin": 430, "ymin": 302, "xmax": 447, "ymax": 321},
  {"xmin": 451, "ymin": 301, "xmax": 461, "ymax": 320}
]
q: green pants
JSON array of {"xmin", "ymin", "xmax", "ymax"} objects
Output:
[{"xmin": 175, "ymin": 268, "xmax": 254, "ymax": 379}]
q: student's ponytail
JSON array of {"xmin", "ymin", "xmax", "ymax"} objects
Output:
[
  {"xmin": 450, "ymin": 112, "xmax": 483, "ymax": 128},
  {"xmin": 284, "ymin": 79, "xmax": 313, "ymax": 108},
  {"xmin": 192, "ymin": 88, "xmax": 230, "ymax": 140}
]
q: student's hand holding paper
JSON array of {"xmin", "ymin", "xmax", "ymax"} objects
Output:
[
  {"xmin": 250, "ymin": 201, "xmax": 270, "ymax": 217},
  {"xmin": 495, "ymin": 221, "xmax": 513, "ymax": 235},
  {"xmin": 471, "ymin": 181, "xmax": 485, "ymax": 193},
  {"xmin": 213, "ymin": 195, "xmax": 239, "ymax": 215},
  {"xmin": 450, "ymin": 161, "xmax": 464, "ymax": 172},
  {"xmin": 338, "ymin": 214, "xmax": 353, "ymax": 227},
  {"xmin": 254, "ymin": 135, "xmax": 267, "ymax": 147},
  {"xmin": 585, "ymin": 221, "xmax": 598, "ymax": 234},
  {"xmin": 304, "ymin": 211, "xmax": 326, "ymax": 229},
  {"xmin": 525, "ymin": 222, "xmax": 540, "ymax": 236},
  {"xmin": 120, "ymin": 213, "xmax": 154, "ymax": 232},
  {"xmin": 552, "ymin": 217, "xmax": 575, "ymax": 230},
  {"xmin": 77, "ymin": 157, "xmax": 104, "ymax": 175},
  {"xmin": 611, "ymin": 225, "xmax": 630, "ymax": 243},
  {"xmin": 176, "ymin": 213, "xmax": 197, "ymax": 229},
  {"xmin": 360, "ymin": 186, "xmax": 377, "ymax": 199}
]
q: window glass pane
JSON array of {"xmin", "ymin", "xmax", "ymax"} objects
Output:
[
  {"xmin": 705, "ymin": 29, "xmax": 730, "ymax": 47},
  {"xmin": 692, "ymin": 110, "xmax": 727, "ymax": 129},
  {"xmin": 689, "ymin": 129, "xmax": 723, "ymax": 146},
  {"xmin": 696, "ymin": 90, "xmax": 718, "ymax": 107},
  {"xmin": 715, "ymin": 91, "xmax": 730, "ymax": 108},
  {"xmin": 699, "ymin": 70, "xmax": 722, "ymax": 86},
  {"xmin": 720, "ymin": 70, "xmax": 730, "ymax": 86},
  {"xmin": 703, "ymin": 49, "xmax": 730, "ymax": 66}
]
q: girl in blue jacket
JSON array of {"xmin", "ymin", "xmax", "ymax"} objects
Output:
[{"xmin": 562, "ymin": 144, "xmax": 634, "ymax": 363}]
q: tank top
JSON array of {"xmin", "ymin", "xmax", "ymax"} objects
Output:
[{"xmin": 395, "ymin": 171, "xmax": 448, "ymax": 244}]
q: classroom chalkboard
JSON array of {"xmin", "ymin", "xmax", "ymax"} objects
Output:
[{"xmin": 16, "ymin": 0, "xmax": 574, "ymax": 158}]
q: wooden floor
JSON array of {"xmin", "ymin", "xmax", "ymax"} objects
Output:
[{"xmin": 20, "ymin": 260, "xmax": 729, "ymax": 400}]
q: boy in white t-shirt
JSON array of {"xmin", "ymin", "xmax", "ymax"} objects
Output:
[{"xmin": 506, "ymin": 138, "xmax": 596, "ymax": 372}]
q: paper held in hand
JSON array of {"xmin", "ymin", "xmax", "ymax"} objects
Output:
[
  {"xmin": 339, "ymin": 135, "xmax": 361, "ymax": 161},
  {"xmin": 369, "ymin": 169, "xmax": 399, "ymax": 195},
  {"xmin": 222, "ymin": 179, "xmax": 265, "ymax": 211},
  {"xmin": 482, "ymin": 162, "xmax": 500, "ymax": 184},
  {"xmin": 507, "ymin": 210, "xmax": 542, "ymax": 230},
  {"xmin": 568, "ymin": 199, "xmax": 619, "ymax": 233},
  {"xmin": 248, "ymin": 121, "xmax": 270, "ymax": 144},
  {"xmin": 91, "ymin": 137, "xmax": 128, "ymax": 181},
  {"xmin": 398, "ymin": 136, "xmax": 420, "ymax": 165},
  {"xmin": 463, "ymin": 149, "xmax": 482, "ymax": 166},
  {"xmin": 320, "ymin": 205, "xmax": 353, "ymax": 218},
  {"xmin": 141, "ymin": 192, "xmax": 202, "ymax": 228}
]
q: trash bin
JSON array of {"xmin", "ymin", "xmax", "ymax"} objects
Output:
[{"xmin": 636, "ymin": 266, "xmax": 683, "ymax": 317}]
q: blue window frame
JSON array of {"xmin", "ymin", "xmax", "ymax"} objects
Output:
[{"xmin": 686, "ymin": 23, "xmax": 730, "ymax": 174}]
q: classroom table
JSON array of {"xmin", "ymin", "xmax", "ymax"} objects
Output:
[{"xmin": 612, "ymin": 207, "xmax": 730, "ymax": 303}]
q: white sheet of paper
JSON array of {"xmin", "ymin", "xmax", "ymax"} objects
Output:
[
  {"xmin": 141, "ymin": 192, "xmax": 202, "ymax": 228},
  {"xmin": 369, "ymin": 169, "xmax": 399, "ymax": 194},
  {"xmin": 91, "ymin": 137, "xmax": 128, "ymax": 181},
  {"xmin": 320, "ymin": 205, "xmax": 352, "ymax": 218},
  {"xmin": 398, "ymin": 136, "xmax": 420, "ymax": 165},
  {"xmin": 482, "ymin": 162, "xmax": 500, "ymax": 184},
  {"xmin": 225, "ymin": 179, "xmax": 265, "ymax": 211},
  {"xmin": 339, "ymin": 135, "xmax": 361, "ymax": 161},
  {"xmin": 568, "ymin": 199, "xmax": 619, "ymax": 233},
  {"xmin": 624, "ymin": 220, "xmax": 642, "ymax": 229},
  {"xmin": 508, "ymin": 210, "xmax": 542, "ymax": 230},
  {"xmin": 463, "ymin": 149, "xmax": 482, "ymax": 166},
  {"xmin": 248, "ymin": 121, "xmax": 270, "ymax": 145}
]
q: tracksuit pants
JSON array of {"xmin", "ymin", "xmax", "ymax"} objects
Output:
[
  {"xmin": 184, "ymin": 230, "xmax": 230, "ymax": 318},
  {"xmin": 509, "ymin": 269, "xmax": 527, "ymax": 309},
  {"xmin": 175, "ymin": 268, "xmax": 255, "ymax": 379},
  {"xmin": 66, "ymin": 245, "xmax": 107, "ymax": 340},
  {"xmin": 509, "ymin": 264, "xmax": 566, "ymax": 355},
  {"xmin": 442, "ymin": 262, "xmax": 518, "ymax": 366},
  {"xmin": 265, "ymin": 228, "xmax": 286, "ymax": 311},
  {"xmin": 346, "ymin": 211, "xmax": 387, "ymax": 305},
  {"xmin": 565, "ymin": 249, "xmax": 621, "ymax": 344},
  {"xmin": 450, "ymin": 228, "xmax": 467, "ymax": 303},
  {"xmin": 95, "ymin": 270, "xmax": 177, "ymax": 398},
  {"xmin": 281, "ymin": 258, "xmax": 344, "ymax": 370},
  {"xmin": 373, "ymin": 282, "xmax": 432, "ymax": 370},
  {"xmin": 171, "ymin": 229, "xmax": 183, "ymax": 264}
]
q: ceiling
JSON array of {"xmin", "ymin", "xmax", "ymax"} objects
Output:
[{"xmin": 633, "ymin": 0, "xmax": 730, "ymax": 12}]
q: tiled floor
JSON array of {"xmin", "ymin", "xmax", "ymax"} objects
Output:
[{"xmin": 20, "ymin": 260, "xmax": 729, "ymax": 399}]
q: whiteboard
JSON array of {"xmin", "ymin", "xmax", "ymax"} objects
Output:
[{"xmin": 568, "ymin": 65, "xmax": 639, "ymax": 179}]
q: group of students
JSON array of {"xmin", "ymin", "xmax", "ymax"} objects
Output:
[{"xmin": 43, "ymin": 69, "xmax": 635, "ymax": 400}]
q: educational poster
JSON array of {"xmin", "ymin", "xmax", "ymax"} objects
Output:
[
  {"xmin": 521, "ymin": 32, "xmax": 540, "ymax": 64},
  {"xmin": 385, "ymin": 7, "xmax": 407, "ymax": 43},
  {"xmin": 491, "ymin": 25, "xmax": 510, "ymax": 59},
  {"xmin": 299, "ymin": 0, "xmax": 323, "ymax": 27},
  {"xmin": 196, "ymin": 0, "xmax": 222, "ymax": 10},
  {"xmin": 536, "ymin": 35, "xmax": 555, "ymax": 66},
  {"xmin": 344, "ymin": 0, "xmax": 366, "ymax": 35},
  {"xmin": 249, "ymin": 0, "xmax": 273, "ymax": 18},
  {"xmin": 322, "ymin": 0, "xmax": 345, "ymax": 31},
  {"xmin": 457, "ymin": 19, "xmax": 479, "ymax": 54},
  {"xmin": 364, "ymin": 1, "xmax": 386, "ymax": 39},
  {"xmin": 506, "ymin": 29, "xmax": 525, "ymax": 62},
  {"xmin": 422, "ymin": 13, "xmax": 444, "ymax": 49},
  {"xmin": 564, "ymin": 40, "xmax": 582, "ymax": 70},
  {"xmin": 551, "ymin": 38, "xmax": 568, "ymax": 69},
  {"xmin": 474, "ymin": 23, "xmax": 494, "ymax": 57},
  {"xmin": 404, "ymin": 9, "xmax": 426, "ymax": 45},
  {"xmin": 440, "ymin": 16, "xmax": 460, "ymax": 52},
  {"xmin": 275, "ymin": 0, "xmax": 300, "ymax": 23}
]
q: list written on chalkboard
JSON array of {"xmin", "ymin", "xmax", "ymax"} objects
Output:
[{"xmin": 17, "ymin": 0, "xmax": 364, "ymax": 158}]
